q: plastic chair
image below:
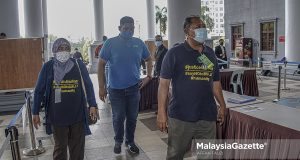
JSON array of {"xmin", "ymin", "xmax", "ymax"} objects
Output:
[{"xmin": 230, "ymin": 70, "xmax": 244, "ymax": 95}]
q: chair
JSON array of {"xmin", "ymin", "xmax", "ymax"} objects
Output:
[{"xmin": 230, "ymin": 70, "xmax": 244, "ymax": 95}]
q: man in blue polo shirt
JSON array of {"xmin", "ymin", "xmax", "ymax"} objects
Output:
[
  {"xmin": 157, "ymin": 15, "xmax": 226, "ymax": 159},
  {"xmin": 98, "ymin": 16, "xmax": 152, "ymax": 154}
]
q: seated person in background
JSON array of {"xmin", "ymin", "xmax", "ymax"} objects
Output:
[{"xmin": 0, "ymin": 32, "xmax": 7, "ymax": 39}]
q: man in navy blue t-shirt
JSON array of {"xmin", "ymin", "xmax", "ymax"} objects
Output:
[{"xmin": 157, "ymin": 16, "xmax": 226, "ymax": 159}]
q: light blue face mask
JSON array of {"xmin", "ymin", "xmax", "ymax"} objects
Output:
[
  {"xmin": 155, "ymin": 41, "xmax": 163, "ymax": 47},
  {"xmin": 193, "ymin": 28, "xmax": 208, "ymax": 43}
]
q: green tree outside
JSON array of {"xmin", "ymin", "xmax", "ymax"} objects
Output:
[
  {"xmin": 200, "ymin": 6, "xmax": 214, "ymax": 33},
  {"xmin": 155, "ymin": 6, "xmax": 167, "ymax": 36}
]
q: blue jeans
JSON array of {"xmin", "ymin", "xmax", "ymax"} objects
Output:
[{"xmin": 108, "ymin": 83, "xmax": 140, "ymax": 145}]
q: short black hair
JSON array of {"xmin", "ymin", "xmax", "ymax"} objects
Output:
[
  {"xmin": 183, "ymin": 15, "xmax": 200, "ymax": 33},
  {"xmin": 120, "ymin": 16, "xmax": 134, "ymax": 26},
  {"xmin": 103, "ymin": 36, "xmax": 107, "ymax": 41},
  {"xmin": 219, "ymin": 39, "xmax": 224, "ymax": 42},
  {"xmin": 155, "ymin": 35, "xmax": 163, "ymax": 41},
  {"xmin": 0, "ymin": 32, "xmax": 6, "ymax": 37}
]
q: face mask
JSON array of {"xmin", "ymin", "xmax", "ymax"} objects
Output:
[
  {"xmin": 55, "ymin": 51, "xmax": 70, "ymax": 63},
  {"xmin": 120, "ymin": 31, "xmax": 133, "ymax": 39},
  {"xmin": 155, "ymin": 41, "xmax": 163, "ymax": 47},
  {"xmin": 220, "ymin": 42, "xmax": 224, "ymax": 46},
  {"xmin": 193, "ymin": 28, "xmax": 207, "ymax": 43}
]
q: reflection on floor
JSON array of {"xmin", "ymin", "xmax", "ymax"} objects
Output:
[{"xmin": 1, "ymin": 74, "xmax": 300, "ymax": 160}]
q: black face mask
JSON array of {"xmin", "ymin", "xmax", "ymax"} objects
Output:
[{"xmin": 220, "ymin": 42, "xmax": 224, "ymax": 46}]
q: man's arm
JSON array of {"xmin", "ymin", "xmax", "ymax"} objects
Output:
[
  {"xmin": 145, "ymin": 56, "xmax": 153, "ymax": 77},
  {"xmin": 157, "ymin": 78, "xmax": 171, "ymax": 132},
  {"xmin": 215, "ymin": 46, "xmax": 221, "ymax": 58},
  {"xmin": 97, "ymin": 58, "xmax": 107, "ymax": 102},
  {"xmin": 139, "ymin": 56, "xmax": 153, "ymax": 89},
  {"xmin": 213, "ymin": 81, "xmax": 226, "ymax": 125}
]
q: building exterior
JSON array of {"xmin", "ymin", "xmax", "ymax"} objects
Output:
[
  {"xmin": 224, "ymin": 0, "xmax": 285, "ymax": 63},
  {"xmin": 201, "ymin": 0, "xmax": 225, "ymax": 38}
]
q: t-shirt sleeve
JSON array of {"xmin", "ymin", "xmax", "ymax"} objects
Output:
[
  {"xmin": 213, "ymin": 56, "xmax": 220, "ymax": 81},
  {"xmin": 160, "ymin": 50, "xmax": 175, "ymax": 79},
  {"xmin": 141, "ymin": 41, "xmax": 150, "ymax": 60},
  {"xmin": 99, "ymin": 40, "xmax": 110, "ymax": 61}
]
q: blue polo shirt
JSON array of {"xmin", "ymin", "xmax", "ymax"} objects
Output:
[
  {"xmin": 100, "ymin": 35, "xmax": 150, "ymax": 89},
  {"xmin": 160, "ymin": 41, "xmax": 220, "ymax": 122}
]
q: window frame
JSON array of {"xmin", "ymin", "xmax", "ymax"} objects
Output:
[
  {"xmin": 230, "ymin": 23, "xmax": 244, "ymax": 51},
  {"xmin": 259, "ymin": 19, "xmax": 277, "ymax": 53}
]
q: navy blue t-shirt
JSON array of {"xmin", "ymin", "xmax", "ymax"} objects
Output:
[
  {"xmin": 160, "ymin": 41, "xmax": 220, "ymax": 122},
  {"xmin": 49, "ymin": 66, "xmax": 84, "ymax": 126}
]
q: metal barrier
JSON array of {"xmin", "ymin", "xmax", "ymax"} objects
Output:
[
  {"xmin": 0, "ymin": 105, "xmax": 24, "ymax": 160},
  {"xmin": 23, "ymin": 91, "xmax": 45, "ymax": 156},
  {"xmin": 273, "ymin": 66, "xmax": 282, "ymax": 102},
  {"xmin": 0, "ymin": 91, "xmax": 45, "ymax": 160}
]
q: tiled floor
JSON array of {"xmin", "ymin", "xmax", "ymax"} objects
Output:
[{"xmin": 1, "ymin": 73, "xmax": 300, "ymax": 160}]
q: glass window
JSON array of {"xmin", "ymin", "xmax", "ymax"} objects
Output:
[
  {"xmin": 260, "ymin": 22, "xmax": 275, "ymax": 51},
  {"xmin": 220, "ymin": 0, "xmax": 223, "ymax": 4},
  {"xmin": 220, "ymin": 19, "xmax": 223, "ymax": 22},
  {"xmin": 220, "ymin": 7, "xmax": 223, "ymax": 11},
  {"xmin": 231, "ymin": 25, "xmax": 243, "ymax": 50}
]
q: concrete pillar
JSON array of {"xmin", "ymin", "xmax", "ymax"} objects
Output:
[
  {"xmin": 285, "ymin": 0, "xmax": 300, "ymax": 62},
  {"xmin": 24, "ymin": 0, "xmax": 43, "ymax": 37},
  {"xmin": 42, "ymin": 0, "xmax": 49, "ymax": 61},
  {"xmin": 146, "ymin": 0, "xmax": 155, "ymax": 39},
  {"xmin": 89, "ymin": 0, "xmax": 105, "ymax": 73},
  {"xmin": 0, "ymin": 0, "xmax": 20, "ymax": 38},
  {"xmin": 167, "ymin": 0, "xmax": 201, "ymax": 47},
  {"xmin": 93, "ymin": 0, "xmax": 104, "ymax": 42}
]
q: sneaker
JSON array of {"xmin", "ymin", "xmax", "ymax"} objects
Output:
[
  {"xmin": 114, "ymin": 143, "xmax": 121, "ymax": 154},
  {"xmin": 127, "ymin": 143, "xmax": 140, "ymax": 154}
]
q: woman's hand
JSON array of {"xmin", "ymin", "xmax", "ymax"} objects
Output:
[{"xmin": 89, "ymin": 107, "xmax": 99, "ymax": 121}]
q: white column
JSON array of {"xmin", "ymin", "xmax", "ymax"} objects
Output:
[
  {"xmin": 89, "ymin": 0, "xmax": 105, "ymax": 73},
  {"xmin": 42, "ymin": 0, "xmax": 49, "ymax": 61},
  {"xmin": 167, "ymin": 0, "xmax": 201, "ymax": 47},
  {"xmin": 146, "ymin": 0, "xmax": 155, "ymax": 39},
  {"xmin": 0, "ymin": 0, "xmax": 20, "ymax": 38},
  {"xmin": 93, "ymin": 0, "xmax": 104, "ymax": 42},
  {"xmin": 24, "ymin": 0, "xmax": 43, "ymax": 37},
  {"xmin": 285, "ymin": 0, "xmax": 300, "ymax": 62}
]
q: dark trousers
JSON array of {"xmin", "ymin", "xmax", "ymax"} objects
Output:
[
  {"xmin": 167, "ymin": 118, "xmax": 216, "ymax": 160},
  {"xmin": 52, "ymin": 121, "xmax": 85, "ymax": 160},
  {"xmin": 108, "ymin": 84, "xmax": 140, "ymax": 145}
]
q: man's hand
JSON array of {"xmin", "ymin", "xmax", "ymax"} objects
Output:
[
  {"xmin": 89, "ymin": 107, "xmax": 99, "ymax": 121},
  {"xmin": 157, "ymin": 110, "xmax": 168, "ymax": 133},
  {"xmin": 217, "ymin": 106, "xmax": 225, "ymax": 125},
  {"xmin": 99, "ymin": 87, "xmax": 107, "ymax": 102},
  {"xmin": 33, "ymin": 115, "xmax": 41, "ymax": 129},
  {"xmin": 139, "ymin": 76, "xmax": 151, "ymax": 89}
]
